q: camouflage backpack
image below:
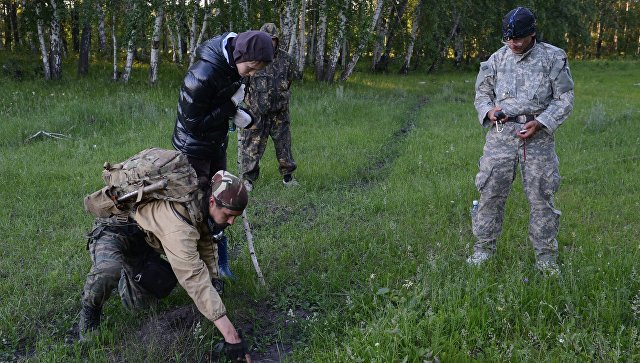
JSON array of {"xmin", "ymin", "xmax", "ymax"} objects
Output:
[{"xmin": 83, "ymin": 148, "xmax": 202, "ymax": 222}]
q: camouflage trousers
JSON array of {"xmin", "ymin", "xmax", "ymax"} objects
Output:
[
  {"xmin": 472, "ymin": 122, "xmax": 561, "ymax": 262},
  {"xmin": 238, "ymin": 109, "xmax": 297, "ymax": 182},
  {"xmin": 81, "ymin": 218, "xmax": 159, "ymax": 311}
]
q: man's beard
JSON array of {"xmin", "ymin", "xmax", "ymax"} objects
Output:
[{"xmin": 208, "ymin": 217, "xmax": 229, "ymax": 240}]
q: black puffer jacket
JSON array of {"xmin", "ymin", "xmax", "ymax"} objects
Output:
[{"xmin": 172, "ymin": 33, "xmax": 241, "ymax": 158}]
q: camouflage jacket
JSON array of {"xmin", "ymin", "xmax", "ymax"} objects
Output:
[
  {"xmin": 246, "ymin": 48, "xmax": 294, "ymax": 114},
  {"xmin": 474, "ymin": 41, "xmax": 574, "ymax": 134}
]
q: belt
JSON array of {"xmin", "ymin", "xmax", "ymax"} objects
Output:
[{"xmin": 505, "ymin": 114, "xmax": 538, "ymax": 124}]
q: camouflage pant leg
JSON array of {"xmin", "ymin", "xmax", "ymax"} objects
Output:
[
  {"xmin": 269, "ymin": 110, "xmax": 297, "ymax": 177},
  {"xmin": 82, "ymin": 221, "xmax": 155, "ymax": 310},
  {"xmin": 521, "ymin": 131, "xmax": 561, "ymax": 261},
  {"xmin": 472, "ymin": 124, "xmax": 520, "ymax": 253},
  {"xmin": 239, "ymin": 116, "xmax": 271, "ymax": 182}
]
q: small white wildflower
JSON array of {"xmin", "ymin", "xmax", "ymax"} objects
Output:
[
  {"xmin": 375, "ymin": 342, "xmax": 380, "ymax": 347},
  {"xmin": 370, "ymin": 273, "xmax": 376, "ymax": 280},
  {"xmin": 288, "ymin": 308, "xmax": 295, "ymax": 318}
]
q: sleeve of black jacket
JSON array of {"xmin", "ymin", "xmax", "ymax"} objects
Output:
[{"xmin": 177, "ymin": 61, "xmax": 239, "ymax": 135}]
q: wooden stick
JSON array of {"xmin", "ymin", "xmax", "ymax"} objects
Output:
[{"xmin": 242, "ymin": 209, "xmax": 265, "ymax": 286}]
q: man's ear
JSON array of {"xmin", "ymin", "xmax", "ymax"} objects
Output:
[{"xmin": 209, "ymin": 196, "xmax": 216, "ymax": 208}]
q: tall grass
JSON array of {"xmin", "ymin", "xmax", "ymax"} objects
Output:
[{"xmin": 1, "ymin": 57, "xmax": 639, "ymax": 362}]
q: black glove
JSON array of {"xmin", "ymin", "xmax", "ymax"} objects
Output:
[{"xmin": 214, "ymin": 332, "xmax": 249, "ymax": 361}]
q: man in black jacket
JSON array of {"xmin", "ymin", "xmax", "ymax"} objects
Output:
[{"xmin": 172, "ymin": 31, "xmax": 274, "ymax": 183}]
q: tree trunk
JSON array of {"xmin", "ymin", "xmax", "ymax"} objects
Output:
[
  {"xmin": 195, "ymin": 0, "xmax": 210, "ymax": 50},
  {"xmin": 78, "ymin": 21, "xmax": 91, "ymax": 75},
  {"xmin": 36, "ymin": 3, "xmax": 51, "ymax": 80},
  {"xmin": 323, "ymin": 0, "xmax": 347, "ymax": 82},
  {"xmin": 399, "ymin": 0, "xmax": 423, "ymax": 74},
  {"xmin": 188, "ymin": 1, "xmax": 198, "ymax": 67},
  {"xmin": 427, "ymin": 12, "xmax": 460, "ymax": 73},
  {"xmin": 371, "ymin": 2, "xmax": 390, "ymax": 70},
  {"xmin": 49, "ymin": 0, "xmax": 63, "ymax": 80},
  {"xmin": 239, "ymin": 0, "xmax": 249, "ymax": 30},
  {"xmin": 122, "ymin": 0, "xmax": 138, "ymax": 83},
  {"xmin": 314, "ymin": 0, "xmax": 327, "ymax": 81},
  {"xmin": 282, "ymin": 0, "xmax": 296, "ymax": 52},
  {"xmin": 71, "ymin": 5, "xmax": 79, "ymax": 52},
  {"xmin": 377, "ymin": 0, "xmax": 408, "ymax": 72},
  {"xmin": 339, "ymin": 0, "xmax": 385, "ymax": 82},
  {"xmin": 166, "ymin": 21, "xmax": 177, "ymax": 63},
  {"xmin": 96, "ymin": 1, "xmax": 107, "ymax": 51},
  {"xmin": 149, "ymin": 2, "xmax": 164, "ymax": 85},
  {"xmin": 296, "ymin": 0, "xmax": 306, "ymax": 77},
  {"xmin": 112, "ymin": 13, "xmax": 119, "ymax": 80}
]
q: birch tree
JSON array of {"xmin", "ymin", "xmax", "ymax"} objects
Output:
[
  {"xmin": 296, "ymin": 0, "xmax": 306, "ymax": 76},
  {"xmin": 399, "ymin": 0, "xmax": 423, "ymax": 74},
  {"xmin": 49, "ymin": 0, "xmax": 62, "ymax": 80},
  {"xmin": 122, "ymin": 0, "xmax": 141, "ymax": 82},
  {"xmin": 313, "ymin": 0, "xmax": 326, "ymax": 81},
  {"xmin": 323, "ymin": 0, "xmax": 348, "ymax": 82},
  {"xmin": 149, "ymin": 0, "xmax": 164, "ymax": 84},
  {"xmin": 96, "ymin": 1, "xmax": 107, "ymax": 51},
  {"xmin": 339, "ymin": 0, "xmax": 384, "ymax": 82},
  {"xmin": 35, "ymin": 2, "xmax": 51, "ymax": 80}
]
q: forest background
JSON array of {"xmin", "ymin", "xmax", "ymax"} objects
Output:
[{"xmin": 1, "ymin": 0, "xmax": 640, "ymax": 362}]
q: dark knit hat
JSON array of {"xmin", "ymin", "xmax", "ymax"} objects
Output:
[
  {"xmin": 211, "ymin": 170, "xmax": 248, "ymax": 211},
  {"xmin": 502, "ymin": 7, "xmax": 536, "ymax": 41},
  {"xmin": 233, "ymin": 31, "xmax": 274, "ymax": 64}
]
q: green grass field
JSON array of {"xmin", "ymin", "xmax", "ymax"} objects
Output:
[{"xmin": 1, "ymin": 58, "xmax": 639, "ymax": 362}]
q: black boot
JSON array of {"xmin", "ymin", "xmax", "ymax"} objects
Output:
[{"xmin": 79, "ymin": 304, "xmax": 101, "ymax": 341}]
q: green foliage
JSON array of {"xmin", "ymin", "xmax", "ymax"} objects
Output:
[{"xmin": 1, "ymin": 58, "xmax": 639, "ymax": 362}]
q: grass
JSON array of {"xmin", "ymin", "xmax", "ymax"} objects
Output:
[{"xmin": 1, "ymin": 55, "xmax": 639, "ymax": 362}]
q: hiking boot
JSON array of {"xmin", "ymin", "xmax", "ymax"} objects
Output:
[
  {"xmin": 78, "ymin": 304, "xmax": 101, "ymax": 341},
  {"xmin": 283, "ymin": 174, "xmax": 299, "ymax": 187},
  {"xmin": 466, "ymin": 250, "xmax": 493, "ymax": 266},
  {"xmin": 535, "ymin": 260, "xmax": 560, "ymax": 276}
]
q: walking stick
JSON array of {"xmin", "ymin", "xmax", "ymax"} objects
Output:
[
  {"xmin": 237, "ymin": 130, "xmax": 266, "ymax": 286},
  {"xmin": 241, "ymin": 209, "xmax": 266, "ymax": 286}
]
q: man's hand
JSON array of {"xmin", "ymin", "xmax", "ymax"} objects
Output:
[
  {"xmin": 488, "ymin": 107, "xmax": 506, "ymax": 123},
  {"xmin": 517, "ymin": 120, "xmax": 542, "ymax": 139},
  {"xmin": 231, "ymin": 84, "xmax": 246, "ymax": 106}
]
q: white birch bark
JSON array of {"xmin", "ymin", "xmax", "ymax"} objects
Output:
[
  {"xmin": 166, "ymin": 21, "xmax": 177, "ymax": 63},
  {"xmin": 314, "ymin": 0, "xmax": 327, "ymax": 81},
  {"xmin": 339, "ymin": 0, "xmax": 384, "ymax": 82},
  {"xmin": 324, "ymin": 0, "xmax": 347, "ymax": 82},
  {"xmin": 371, "ymin": 4, "xmax": 389, "ymax": 70},
  {"xmin": 96, "ymin": 1, "xmax": 107, "ymax": 51},
  {"xmin": 239, "ymin": 0, "xmax": 249, "ymax": 30},
  {"xmin": 36, "ymin": 3, "xmax": 51, "ymax": 80},
  {"xmin": 195, "ymin": 0, "xmax": 210, "ymax": 50},
  {"xmin": 49, "ymin": 0, "xmax": 62, "ymax": 80},
  {"xmin": 188, "ymin": 1, "xmax": 198, "ymax": 67},
  {"xmin": 112, "ymin": 13, "xmax": 119, "ymax": 80},
  {"xmin": 149, "ymin": 2, "xmax": 164, "ymax": 84},
  {"xmin": 297, "ymin": 0, "xmax": 306, "ymax": 75},
  {"xmin": 122, "ymin": 30, "xmax": 136, "ymax": 82},
  {"xmin": 400, "ymin": 0, "xmax": 423, "ymax": 74}
]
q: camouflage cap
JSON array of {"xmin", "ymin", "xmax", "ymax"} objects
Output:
[
  {"xmin": 211, "ymin": 170, "xmax": 248, "ymax": 211},
  {"xmin": 260, "ymin": 23, "xmax": 280, "ymax": 39}
]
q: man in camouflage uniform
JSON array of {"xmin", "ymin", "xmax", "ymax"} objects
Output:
[
  {"xmin": 80, "ymin": 170, "xmax": 252, "ymax": 361},
  {"xmin": 239, "ymin": 23, "xmax": 297, "ymax": 191},
  {"xmin": 467, "ymin": 7, "xmax": 574, "ymax": 275}
]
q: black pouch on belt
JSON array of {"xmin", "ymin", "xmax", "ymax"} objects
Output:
[{"xmin": 134, "ymin": 253, "xmax": 178, "ymax": 298}]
